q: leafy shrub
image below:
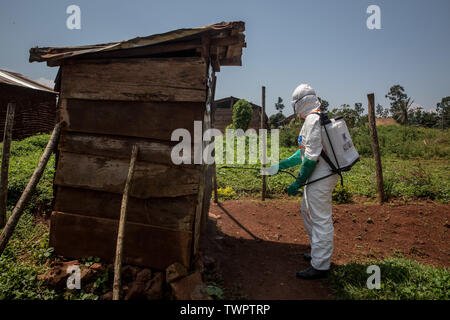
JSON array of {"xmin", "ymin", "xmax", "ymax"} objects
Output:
[
  {"xmin": 232, "ymin": 99, "xmax": 253, "ymax": 131},
  {"xmin": 217, "ymin": 186, "xmax": 237, "ymax": 200},
  {"xmin": 400, "ymin": 163, "xmax": 436, "ymax": 199},
  {"xmin": 328, "ymin": 258, "xmax": 450, "ymax": 300},
  {"xmin": 332, "ymin": 183, "xmax": 353, "ymax": 204}
]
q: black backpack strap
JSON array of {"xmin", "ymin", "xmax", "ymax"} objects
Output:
[{"xmin": 320, "ymin": 150, "xmax": 344, "ymax": 186}]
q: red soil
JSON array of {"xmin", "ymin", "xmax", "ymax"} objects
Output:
[{"xmin": 200, "ymin": 199, "xmax": 450, "ymax": 300}]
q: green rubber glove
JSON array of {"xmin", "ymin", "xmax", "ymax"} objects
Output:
[
  {"xmin": 286, "ymin": 157, "xmax": 317, "ymax": 196},
  {"xmin": 265, "ymin": 150, "xmax": 302, "ymax": 175},
  {"xmin": 278, "ymin": 150, "xmax": 302, "ymax": 170}
]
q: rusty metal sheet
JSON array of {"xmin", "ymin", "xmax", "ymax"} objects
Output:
[{"xmin": 29, "ymin": 21, "xmax": 245, "ymax": 67}]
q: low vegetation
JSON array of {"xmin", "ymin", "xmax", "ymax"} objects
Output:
[
  {"xmin": 328, "ymin": 258, "xmax": 450, "ymax": 300},
  {"xmin": 0, "ymin": 125, "xmax": 448, "ymax": 300},
  {"xmin": 217, "ymin": 125, "xmax": 450, "ymax": 203}
]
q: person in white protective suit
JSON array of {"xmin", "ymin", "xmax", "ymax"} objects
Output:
[{"xmin": 268, "ymin": 84, "xmax": 339, "ymax": 279}]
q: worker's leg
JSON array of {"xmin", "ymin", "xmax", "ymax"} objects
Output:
[
  {"xmin": 300, "ymin": 192, "xmax": 312, "ymax": 240},
  {"xmin": 304, "ymin": 175, "xmax": 339, "ymax": 270}
]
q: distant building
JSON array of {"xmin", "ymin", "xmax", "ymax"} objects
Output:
[
  {"xmin": 214, "ymin": 96, "xmax": 268, "ymax": 132},
  {"xmin": 0, "ymin": 69, "xmax": 57, "ymax": 141}
]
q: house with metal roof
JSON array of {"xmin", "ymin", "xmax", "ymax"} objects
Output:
[{"xmin": 0, "ymin": 69, "xmax": 57, "ymax": 141}]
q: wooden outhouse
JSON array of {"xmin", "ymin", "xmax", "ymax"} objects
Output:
[
  {"xmin": 0, "ymin": 69, "xmax": 56, "ymax": 141},
  {"xmin": 30, "ymin": 21, "xmax": 246, "ymax": 269}
]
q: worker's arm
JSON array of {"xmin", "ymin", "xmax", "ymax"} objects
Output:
[
  {"xmin": 286, "ymin": 157, "xmax": 317, "ymax": 195},
  {"xmin": 264, "ymin": 149, "xmax": 302, "ymax": 175},
  {"xmin": 287, "ymin": 115, "xmax": 322, "ymax": 196}
]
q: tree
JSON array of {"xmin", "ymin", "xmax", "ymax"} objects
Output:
[
  {"xmin": 318, "ymin": 97, "xmax": 329, "ymax": 112},
  {"xmin": 354, "ymin": 102, "xmax": 364, "ymax": 117},
  {"xmin": 375, "ymin": 104, "xmax": 389, "ymax": 118},
  {"xmin": 232, "ymin": 99, "xmax": 253, "ymax": 131},
  {"xmin": 385, "ymin": 85, "xmax": 413, "ymax": 125},
  {"xmin": 437, "ymin": 96, "xmax": 450, "ymax": 129},
  {"xmin": 398, "ymin": 97, "xmax": 414, "ymax": 125},
  {"xmin": 274, "ymin": 97, "xmax": 285, "ymax": 113},
  {"xmin": 330, "ymin": 104, "xmax": 359, "ymax": 128},
  {"xmin": 269, "ymin": 112, "xmax": 286, "ymax": 128}
]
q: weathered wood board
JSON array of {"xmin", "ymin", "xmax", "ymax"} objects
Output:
[
  {"xmin": 60, "ymin": 58, "xmax": 207, "ymax": 102},
  {"xmin": 60, "ymin": 99, "xmax": 204, "ymax": 141},
  {"xmin": 54, "ymin": 186, "xmax": 196, "ymax": 231},
  {"xmin": 58, "ymin": 132, "xmax": 194, "ymax": 166},
  {"xmin": 50, "ymin": 211, "xmax": 192, "ymax": 269},
  {"xmin": 54, "ymin": 152, "xmax": 200, "ymax": 198}
]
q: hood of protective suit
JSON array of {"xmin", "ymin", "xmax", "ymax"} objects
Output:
[{"xmin": 291, "ymin": 84, "xmax": 321, "ymax": 117}]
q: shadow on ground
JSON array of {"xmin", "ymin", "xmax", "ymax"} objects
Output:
[{"xmin": 200, "ymin": 202, "xmax": 333, "ymax": 300}]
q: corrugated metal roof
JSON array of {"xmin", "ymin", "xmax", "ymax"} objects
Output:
[
  {"xmin": 30, "ymin": 21, "xmax": 245, "ymax": 68},
  {"xmin": 0, "ymin": 69, "xmax": 56, "ymax": 93}
]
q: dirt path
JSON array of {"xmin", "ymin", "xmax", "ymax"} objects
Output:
[{"xmin": 200, "ymin": 199, "xmax": 450, "ymax": 300}]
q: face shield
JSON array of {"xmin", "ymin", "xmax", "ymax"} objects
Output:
[{"xmin": 292, "ymin": 94, "xmax": 321, "ymax": 117}]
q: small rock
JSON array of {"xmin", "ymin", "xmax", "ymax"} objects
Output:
[
  {"xmin": 100, "ymin": 291, "xmax": 113, "ymax": 300},
  {"xmin": 166, "ymin": 262, "xmax": 188, "ymax": 283},
  {"xmin": 145, "ymin": 272, "xmax": 164, "ymax": 300},
  {"xmin": 170, "ymin": 272, "xmax": 211, "ymax": 300},
  {"xmin": 136, "ymin": 269, "xmax": 152, "ymax": 283},
  {"xmin": 191, "ymin": 284, "xmax": 212, "ymax": 300},
  {"xmin": 38, "ymin": 260, "xmax": 82, "ymax": 290},
  {"xmin": 122, "ymin": 265, "xmax": 138, "ymax": 283},
  {"xmin": 124, "ymin": 269, "xmax": 152, "ymax": 300},
  {"xmin": 89, "ymin": 263, "xmax": 105, "ymax": 273}
]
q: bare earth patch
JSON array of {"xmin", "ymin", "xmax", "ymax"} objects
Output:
[{"xmin": 200, "ymin": 199, "xmax": 450, "ymax": 300}]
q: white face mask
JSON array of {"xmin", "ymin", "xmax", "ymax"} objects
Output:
[{"xmin": 292, "ymin": 95, "xmax": 321, "ymax": 117}]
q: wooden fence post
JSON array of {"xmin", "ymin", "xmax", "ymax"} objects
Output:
[
  {"xmin": 367, "ymin": 93, "xmax": 385, "ymax": 204},
  {"xmin": 261, "ymin": 86, "xmax": 266, "ymax": 201},
  {"xmin": 0, "ymin": 103, "xmax": 15, "ymax": 228},
  {"xmin": 113, "ymin": 144, "xmax": 139, "ymax": 300},
  {"xmin": 0, "ymin": 122, "xmax": 62, "ymax": 256}
]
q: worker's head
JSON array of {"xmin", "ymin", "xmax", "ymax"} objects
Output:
[{"xmin": 291, "ymin": 83, "xmax": 321, "ymax": 118}]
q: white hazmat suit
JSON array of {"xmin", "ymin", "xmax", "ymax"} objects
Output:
[
  {"xmin": 266, "ymin": 84, "xmax": 339, "ymax": 278},
  {"xmin": 293, "ymin": 84, "xmax": 339, "ymax": 271}
]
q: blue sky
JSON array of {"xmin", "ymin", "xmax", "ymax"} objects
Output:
[{"xmin": 1, "ymin": 0, "xmax": 449, "ymax": 116}]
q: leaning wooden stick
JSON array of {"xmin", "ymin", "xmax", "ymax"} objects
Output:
[
  {"xmin": 0, "ymin": 103, "xmax": 15, "ymax": 228},
  {"xmin": 0, "ymin": 122, "xmax": 62, "ymax": 256},
  {"xmin": 113, "ymin": 144, "xmax": 139, "ymax": 300}
]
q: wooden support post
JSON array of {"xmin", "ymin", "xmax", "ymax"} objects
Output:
[
  {"xmin": 367, "ymin": 93, "xmax": 385, "ymax": 205},
  {"xmin": 0, "ymin": 103, "xmax": 15, "ymax": 228},
  {"xmin": 113, "ymin": 144, "xmax": 139, "ymax": 300},
  {"xmin": 210, "ymin": 73, "xmax": 219, "ymax": 204},
  {"xmin": 0, "ymin": 122, "xmax": 62, "ymax": 256},
  {"xmin": 261, "ymin": 86, "xmax": 266, "ymax": 201}
]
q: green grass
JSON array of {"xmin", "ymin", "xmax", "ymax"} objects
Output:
[
  {"xmin": 216, "ymin": 149, "xmax": 450, "ymax": 203},
  {"xmin": 0, "ymin": 130, "xmax": 449, "ymax": 300},
  {"xmin": 328, "ymin": 258, "xmax": 450, "ymax": 300},
  {"xmin": 0, "ymin": 134, "xmax": 58, "ymax": 299},
  {"xmin": 351, "ymin": 125, "xmax": 450, "ymax": 159},
  {"xmin": 216, "ymin": 125, "xmax": 450, "ymax": 203}
]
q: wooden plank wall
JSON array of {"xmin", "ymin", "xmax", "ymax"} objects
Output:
[{"xmin": 50, "ymin": 57, "xmax": 209, "ymax": 270}]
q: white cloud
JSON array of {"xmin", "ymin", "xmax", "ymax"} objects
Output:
[{"xmin": 35, "ymin": 77, "xmax": 55, "ymax": 89}]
